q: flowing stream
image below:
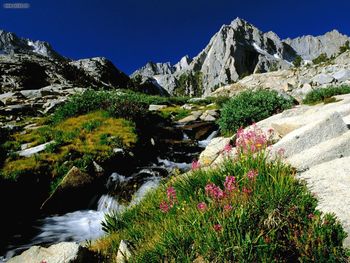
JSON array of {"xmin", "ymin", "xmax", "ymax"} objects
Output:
[{"xmin": 1, "ymin": 122, "xmax": 218, "ymax": 261}]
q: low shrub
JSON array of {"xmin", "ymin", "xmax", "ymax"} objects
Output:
[
  {"xmin": 303, "ymin": 85, "xmax": 350, "ymax": 105},
  {"xmin": 51, "ymin": 89, "xmax": 189, "ymax": 124},
  {"xmin": 312, "ymin": 53, "xmax": 329, "ymax": 65},
  {"xmin": 97, "ymin": 126, "xmax": 347, "ymax": 262},
  {"xmin": 339, "ymin": 40, "xmax": 350, "ymax": 54},
  {"xmin": 217, "ymin": 90, "xmax": 294, "ymax": 135},
  {"xmin": 293, "ymin": 55, "xmax": 303, "ymax": 67}
]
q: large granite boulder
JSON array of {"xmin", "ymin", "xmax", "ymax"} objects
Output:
[{"xmin": 8, "ymin": 242, "xmax": 98, "ymax": 263}]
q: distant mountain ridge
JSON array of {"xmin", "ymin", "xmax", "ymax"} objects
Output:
[{"xmin": 132, "ymin": 18, "xmax": 350, "ymax": 96}]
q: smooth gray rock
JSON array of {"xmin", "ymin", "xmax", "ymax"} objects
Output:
[
  {"xmin": 17, "ymin": 141, "xmax": 54, "ymax": 157},
  {"xmin": 297, "ymin": 157, "xmax": 350, "ymax": 247},
  {"xmin": 116, "ymin": 240, "xmax": 134, "ymax": 263},
  {"xmin": 199, "ymin": 136, "xmax": 231, "ymax": 166},
  {"xmin": 333, "ymin": 69, "xmax": 350, "ymax": 82},
  {"xmin": 7, "ymin": 242, "xmax": 97, "ymax": 263},
  {"xmin": 271, "ymin": 112, "xmax": 348, "ymax": 158},
  {"xmin": 287, "ymin": 130, "xmax": 350, "ymax": 171},
  {"xmin": 177, "ymin": 110, "xmax": 203, "ymax": 123},
  {"xmin": 311, "ymin": 73, "xmax": 334, "ymax": 85},
  {"xmin": 148, "ymin": 104, "xmax": 167, "ymax": 111}
]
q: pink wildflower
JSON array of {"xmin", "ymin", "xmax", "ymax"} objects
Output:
[
  {"xmin": 223, "ymin": 143, "xmax": 233, "ymax": 153},
  {"xmin": 224, "ymin": 176, "xmax": 236, "ymax": 193},
  {"xmin": 247, "ymin": 169, "xmax": 258, "ymax": 180},
  {"xmin": 205, "ymin": 183, "xmax": 225, "ymax": 200},
  {"xmin": 224, "ymin": 204, "xmax": 233, "ymax": 212},
  {"xmin": 213, "ymin": 224, "xmax": 223, "ymax": 232},
  {"xmin": 166, "ymin": 186, "xmax": 177, "ymax": 206},
  {"xmin": 159, "ymin": 200, "xmax": 170, "ymax": 213},
  {"xmin": 197, "ymin": 202, "xmax": 207, "ymax": 211},
  {"xmin": 191, "ymin": 160, "xmax": 201, "ymax": 170}
]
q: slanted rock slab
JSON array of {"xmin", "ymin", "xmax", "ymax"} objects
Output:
[
  {"xmin": 297, "ymin": 157, "xmax": 350, "ymax": 247},
  {"xmin": 287, "ymin": 130, "xmax": 350, "ymax": 171},
  {"xmin": 199, "ymin": 137, "xmax": 231, "ymax": 166},
  {"xmin": 271, "ymin": 112, "xmax": 348, "ymax": 158}
]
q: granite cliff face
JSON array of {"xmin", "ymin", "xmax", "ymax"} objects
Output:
[
  {"xmin": 284, "ymin": 30, "xmax": 349, "ymax": 61},
  {"xmin": 133, "ymin": 18, "xmax": 350, "ymax": 96}
]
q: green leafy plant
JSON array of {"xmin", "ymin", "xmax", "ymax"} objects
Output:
[
  {"xmin": 293, "ymin": 55, "xmax": 303, "ymax": 67},
  {"xmin": 312, "ymin": 53, "xmax": 329, "ymax": 65},
  {"xmin": 303, "ymin": 85, "xmax": 350, "ymax": 105},
  {"xmin": 217, "ymin": 89, "xmax": 294, "ymax": 135}
]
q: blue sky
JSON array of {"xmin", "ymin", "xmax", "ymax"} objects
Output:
[{"xmin": 0, "ymin": 0, "xmax": 349, "ymax": 74}]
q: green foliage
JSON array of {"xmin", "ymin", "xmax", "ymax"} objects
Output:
[
  {"xmin": 217, "ymin": 90, "xmax": 294, "ymax": 135},
  {"xmin": 312, "ymin": 53, "xmax": 329, "ymax": 65},
  {"xmin": 303, "ymin": 85, "xmax": 350, "ymax": 105},
  {"xmin": 175, "ymin": 72, "xmax": 203, "ymax": 97},
  {"xmin": 51, "ymin": 89, "xmax": 189, "ymax": 124},
  {"xmin": 99, "ymin": 135, "xmax": 346, "ymax": 262},
  {"xmin": 82, "ymin": 120, "xmax": 102, "ymax": 132},
  {"xmin": 212, "ymin": 96, "xmax": 230, "ymax": 108},
  {"xmin": 269, "ymin": 62, "xmax": 278, "ymax": 72},
  {"xmin": 339, "ymin": 40, "xmax": 350, "ymax": 54},
  {"xmin": 293, "ymin": 55, "xmax": 303, "ymax": 67}
]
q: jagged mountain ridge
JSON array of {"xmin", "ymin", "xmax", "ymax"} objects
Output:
[
  {"xmin": 0, "ymin": 30, "xmax": 63, "ymax": 60},
  {"xmin": 284, "ymin": 30, "xmax": 350, "ymax": 61},
  {"xmin": 0, "ymin": 29, "xmax": 135, "ymax": 93},
  {"xmin": 132, "ymin": 18, "xmax": 350, "ymax": 96}
]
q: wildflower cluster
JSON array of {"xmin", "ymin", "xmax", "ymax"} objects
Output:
[
  {"xmin": 236, "ymin": 124, "xmax": 270, "ymax": 154},
  {"xmin": 159, "ymin": 186, "xmax": 178, "ymax": 213}
]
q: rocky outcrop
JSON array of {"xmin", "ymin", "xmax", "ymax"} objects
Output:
[
  {"xmin": 70, "ymin": 57, "xmax": 130, "ymax": 89},
  {"xmin": 7, "ymin": 242, "xmax": 98, "ymax": 263},
  {"xmin": 41, "ymin": 166, "xmax": 103, "ymax": 213}
]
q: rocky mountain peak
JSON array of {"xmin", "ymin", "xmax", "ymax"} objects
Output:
[
  {"xmin": 133, "ymin": 17, "xmax": 296, "ymax": 96},
  {"xmin": 0, "ymin": 29, "xmax": 63, "ymax": 59}
]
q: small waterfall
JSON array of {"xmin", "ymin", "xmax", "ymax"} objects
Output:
[
  {"xmin": 157, "ymin": 157, "xmax": 191, "ymax": 171},
  {"xmin": 3, "ymin": 175, "xmax": 162, "ymax": 261},
  {"xmin": 198, "ymin": 130, "xmax": 219, "ymax": 148}
]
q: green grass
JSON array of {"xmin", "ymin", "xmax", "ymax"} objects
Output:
[
  {"xmin": 94, "ymin": 127, "xmax": 347, "ymax": 262},
  {"xmin": 1, "ymin": 111, "xmax": 137, "ymax": 181},
  {"xmin": 303, "ymin": 85, "xmax": 350, "ymax": 105}
]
